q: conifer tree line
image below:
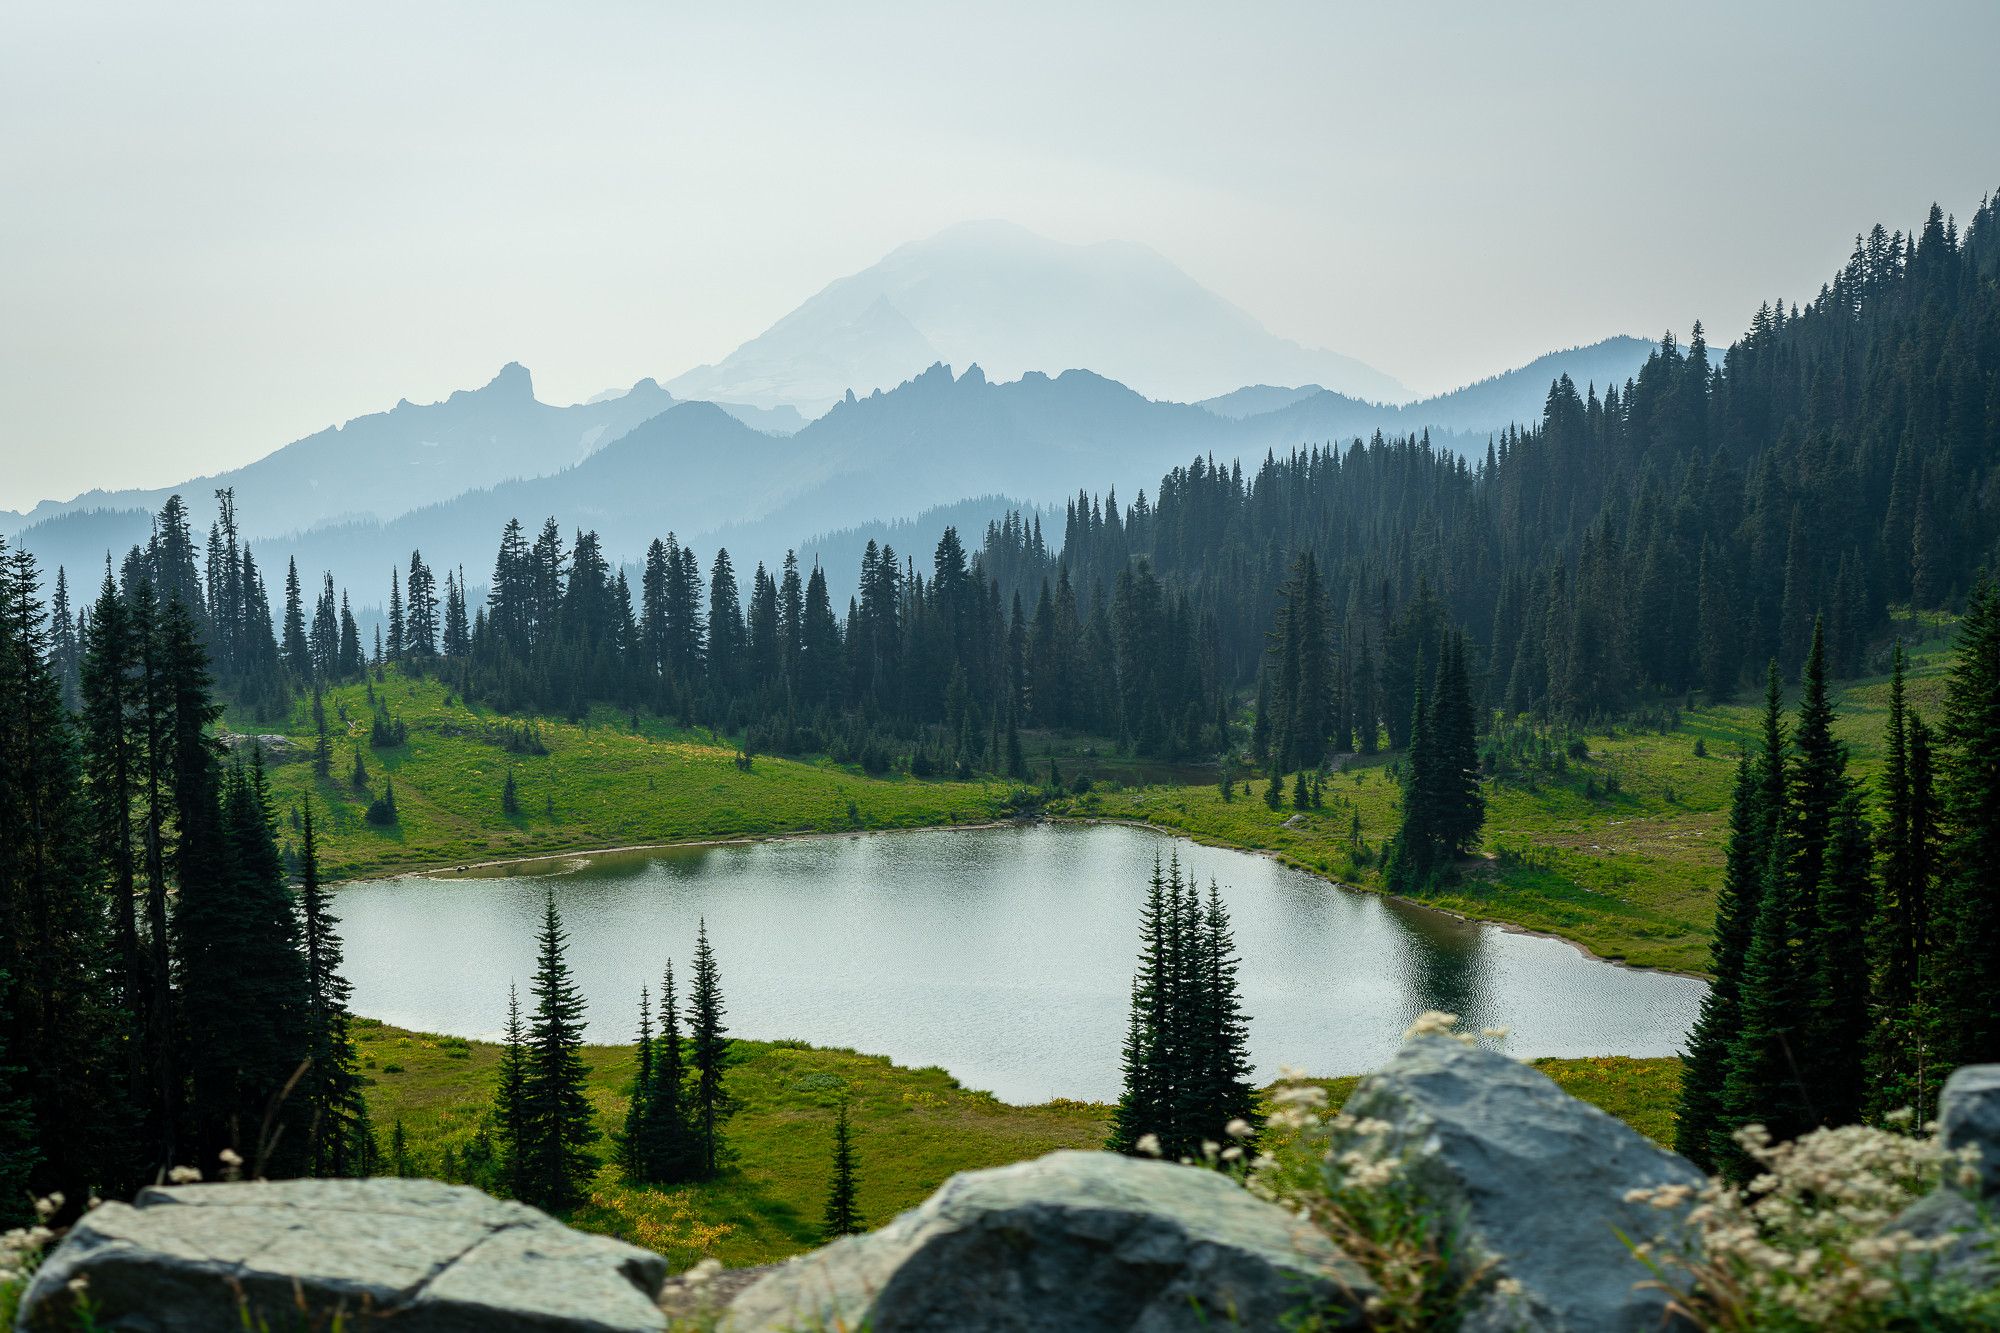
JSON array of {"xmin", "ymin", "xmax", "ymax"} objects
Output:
[
  {"xmin": 0, "ymin": 533, "xmax": 366, "ymax": 1227},
  {"xmin": 42, "ymin": 198, "xmax": 2000, "ymax": 788},
  {"xmin": 1674, "ymin": 599, "xmax": 2000, "ymax": 1176},
  {"xmin": 1108, "ymin": 856, "xmax": 1258, "ymax": 1161},
  {"xmin": 476, "ymin": 900, "xmax": 734, "ymax": 1213}
]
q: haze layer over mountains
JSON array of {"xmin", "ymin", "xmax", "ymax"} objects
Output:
[
  {"xmin": 665, "ymin": 220, "xmax": 1412, "ymax": 413},
  {"xmin": 6, "ymin": 222, "xmax": 1650, "ymax": 609}
]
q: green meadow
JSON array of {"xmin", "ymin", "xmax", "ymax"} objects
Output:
[
  {"xmin": 232, "ymin": 672, "xmax": 1013, "ymax": 882},
  {"xmin": 206, "ymin": 635, "xmax": 1930, "ymax": 1272},
  {"xmin": 355, "ymin": 1020, "xmax": 1679, "ymax": 1270},
  {"xmin": 229, "ymin": 631, "xmax": 1955, "ymax": 974},
  {"xmin": 1068, "ymin": 631, "xmax": 1956, "ymax": 973}
]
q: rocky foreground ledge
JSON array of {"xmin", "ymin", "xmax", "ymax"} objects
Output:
[{"xmin": 19, "ymin": 1042, "xmax": 1999, "ymax": 1332}]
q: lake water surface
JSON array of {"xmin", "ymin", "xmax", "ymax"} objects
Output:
[{"xmin": 333, "ymin": 822, "xmax": 1705, "ymax": 1103}]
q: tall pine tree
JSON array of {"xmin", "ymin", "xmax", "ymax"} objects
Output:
[
  {"xmin": 518, "ymin": 891, "xmax": 600, "ymax": 1211},
  {"xmin": 821, "ymin": 1100, "xmax": 863, "ymax": 1240},
  {"xmin": 687, "ymin": 921, "xmax": 731, "ymax": 1179}
]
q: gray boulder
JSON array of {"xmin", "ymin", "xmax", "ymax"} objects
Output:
[
  {"xmin": 723, "ymin": 1149, "xmax": 1372, "ymax": 1332},
  {"xmin": 1881, "ymin": 1064, "xmax": 2000, "ymax": 1293},
  {"xmin": 15, "ymin": 1178, "xmax": 668, "ymax": 1332},
  {"xmin": 1339, "ymin": 1037, "xmax": 1702, "ymax": 1333},
  {"xmin": 1941, "ymin": 1063, "xmax": 2000, "ymax": 1200},
  {"xmin": 1888, "ymin": 1189, "xmax": 1998, "ymax": 1291}
]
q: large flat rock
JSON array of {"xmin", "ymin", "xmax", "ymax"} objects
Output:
[
  {"xmin": 15, "ymin": 1178, "xmax": 668, "ymax": 1332},
  {"xmin": 724, "ymin": 1149, "xmax": 1371, "ymax": 1332}
]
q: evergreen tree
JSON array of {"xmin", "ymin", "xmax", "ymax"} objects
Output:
[
  {"xmin": 297, "ymin": 800, "xmax": 364, "ymax": 1177},
  {"xmin": 1108, "ymin": 857, "xmax": 1254, "ymax": 1160},
  {"xmin": 79, "ymin": 571, "xmax": 146, "ymax": 1031},
  {"xmin": 1109, "ymin": 858, "xmax": 1173, "ymax": 1154},
  {"xmin": 281, "ymin": 558, "xmax": 310, "ymax": 678},
  {"xmin": 1189, "ymin": 879, "xmax": 1257, "ymax": 1140},
  {"xmin": 617, "ymin": 987, "xmax": 654, "ymax": 1183},
  {"xmin": 1718, "ymin": 665, "xmax": 1810, "ymax": 1174},
  {"xmin": 1812, "ymin": 784, "xmax": 1874, "ymax": 1126},
  {"xmin": 1675, "ymin": 752, "xmax": 1766, "ymax": 1170},
  {"xmin": 1431, "ymin": 633, "xmax": 1484, "ymax": 857},
  {"xmin": 1929, "ymin": 579, "xmax": 2000, "ymax": 1069},
  {"xmin": 311, "ymin": 685, "xmax": 332, "ymax": 778},
  {"xmin": 390, "ymin": 1119, "xmax": 413, "ymax": 1177},
  {"xmin": 493, "ymin": 985, "xmax": 530, "ymax": 1199},
  {"xmin": 178, "ymin": 751, "xmax": 312, "ymax": 1176},
  {"xmin": 0, "ymin": 544, "xmax": 124, "ymax": 1215},
  {"xmin": 387, "ymin": 568, "xmax": 405, "ymax": 661},
  {"xmin": 1392, "ymin": 644, "xmax": 1488, "ymax": 880},
  {"xmin": 518, "ymin": 892, "xmax": 600, "ymax": 1211},
  {"xmin": 0, "ymin": 972, "xmax": 38, "ymax": 1228},
  {"xmin": 349, "ymin": 1098, "xmax": 381, "ymax": 1178},
  {"xmin": 1870, "ymin": 641, "xmax": 1927, "ymax": 1097},
  {"xmin": 638, "ymin": 959, "xmax": 694, "ymax": 1184},
  {"xmin": 686, "ymin": 921, "xmax": 731, "ymax": 1178},
  {"xmin": 821, "ymin": 1100, "xmax": 863, "ymax": 1239}
]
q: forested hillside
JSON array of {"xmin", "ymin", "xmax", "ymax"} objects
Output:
[{"xmin": 38, "ymin": 198, "xmax": 2000, "ymax": 789}]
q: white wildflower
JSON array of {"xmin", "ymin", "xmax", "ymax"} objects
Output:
[
  {"xmin": 1401, "ymin": 1010, "xmax": 1460, "ymax": 1041},
  {"xmin": 1225, "ymin": 1118, "xmax": 1253, "ymax": 1139},
  {"xmin": 1134, "ymin": 1133, "xmax": 1162, "ymax": 1158}
]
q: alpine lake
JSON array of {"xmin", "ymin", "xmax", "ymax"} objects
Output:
[{"xmin": 333, "ymin": 821, "xmax": 1704, "ymax": 1104}]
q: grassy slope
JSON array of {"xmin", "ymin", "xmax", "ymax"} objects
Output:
[
  {"xmin": 1067, "ymin": 633, "xmax": 1955, "ymax": 973},
  {"xmin": 357, "ymin": 1020, "xmax": 1679, "ymax": 1269},
  {"xmin": 356, "ymin": 1019, "xmax": 1108, "ymax": 1268},
  {"xmin": 229, "ymin": 635, "xmax": 1953, "ymax": 969},
  {"xmin": 229, "ymin": 673, "xmax": 1012, "ymax": 881}
]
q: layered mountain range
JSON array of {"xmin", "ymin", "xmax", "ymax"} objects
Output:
[
  {"xmin": 5, "ymin": 221, "xmax": 1653, "ymax": 608},
  {"xmin": 8, "ymin": 344, "xmax": 1648, "ymax": 611}
]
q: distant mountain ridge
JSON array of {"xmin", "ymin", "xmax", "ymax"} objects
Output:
[
  {"xmin": 0, "ymin": 368, "xmax": 802, "ymax": 548},
  {"xmin": 11, "ymin": 334, "xmax": 1652, "ymax": 624},
  {"xmin": 666, "ymin": 220, "xmax": 1410, "ymax": 412},
  {"xmin": 1201, "ymin": 336, "xmax": 1658, "ymax": 441}
]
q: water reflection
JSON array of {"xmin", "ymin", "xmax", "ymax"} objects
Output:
[{"xmin": 332, "ymin": 823, "xmax": 1704, "ymax": 1104}]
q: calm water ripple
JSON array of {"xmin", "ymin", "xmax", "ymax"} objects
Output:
[{"xmin": 332, "ymin": 822, "xmax": 1705, "ymax": 1103}]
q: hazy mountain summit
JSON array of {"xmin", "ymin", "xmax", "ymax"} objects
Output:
[
  {"xmin": 0, "ymin": 364, "xmax": 680, "ymax": 543},
  {"xmin": 666, "ymin": 220, "xmax": 1409, "ymax": 412}
]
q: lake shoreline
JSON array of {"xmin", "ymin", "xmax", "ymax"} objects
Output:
[
  {"xmin": 330, "ymin": 814, "xmax": 1709, "ymax": 984},
  {"xmin": 1065, "ymin": 816, "xmax": 1712, "ymax": 983}
]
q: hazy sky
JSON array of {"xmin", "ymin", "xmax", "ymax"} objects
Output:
[{"xmin": 4, "ymin": 1, "xmax": 1996, "ymax": 510}]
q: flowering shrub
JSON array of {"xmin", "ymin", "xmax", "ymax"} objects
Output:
[
  {"xmin": 1627, "ymin": 1117, "xmax": 2000, "ymax": 1331},
  {"xmin": 2, "ymin": 1195, "xmax": 96, "ymax": 1330},
  {"xmin": 1244, "ymin": 1013, "xmax": 1512, "ymax": 1332},
  {"xmin": 2, "ymin": 1216, "xmax": 55, "ymax": 1324}
]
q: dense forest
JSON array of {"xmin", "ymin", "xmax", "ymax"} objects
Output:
[
  {"xmin": 39, "ymin": 198, "xmax": 1998, "ymax": 796},
  {"xmin": 1674, "ymin": 601, "xmax": 2000, "ymax": 1171},
  {"xmin": 4, "ymin": 190, "xmax": 1999, "ymax": 1233}
]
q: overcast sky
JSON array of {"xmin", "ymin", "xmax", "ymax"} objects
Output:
[{"xmin": 3, "ymin": 1, "xmax": 1996, "ymax": 510}]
